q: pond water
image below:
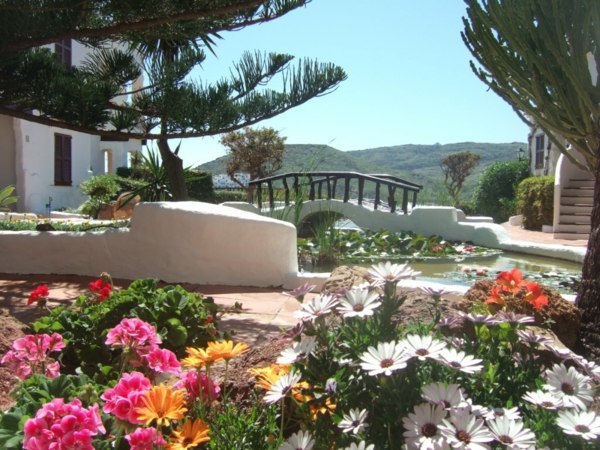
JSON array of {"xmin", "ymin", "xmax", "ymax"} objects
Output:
[{"xmin": 302, "ymin": 251, "xmax": 582, "ymax": 294}]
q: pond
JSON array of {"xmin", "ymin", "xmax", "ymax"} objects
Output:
[{"xmin": 302, "ymin": 251, "xmax": 582, "ymax": 295}]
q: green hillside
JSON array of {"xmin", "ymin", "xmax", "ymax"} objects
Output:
[{"xmin": 197, "ymin": 141, "xmax": 527, "ymax": 204}]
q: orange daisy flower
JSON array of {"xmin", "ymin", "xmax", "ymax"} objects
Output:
[
  {"xmin": 168, "ymin": 418, "xmax": 211, "ymax": 450},
  {"xmin": 206, "ymin": 340, "xmax": 249, "ymax": 362},
  {"xmin": 249, "ymin": 364, "xmax": 290, "ymax": 391},
  {"xmin": 135, "ymin": 384, "xmax": 188, "ymax": 427},
  {"xmin": 309, "ymin": 396, "xmax": 336, "ymax": 420},
  {"xmin": 496, "ymin": 269, "xmax": 525, "ymax": 294},
  {"xmin": 524, "ymin": 282, "xmax": 549, "ymax": 311},
  {"xmin": 181, "ymin": 347, "xmax": 215, "ymax": 369}
]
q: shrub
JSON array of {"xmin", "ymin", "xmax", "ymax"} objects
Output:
[
  {"xmin": 79, "ymin": 175, "xmax": 121, "ymax": 218},
  {"xmin": 31, "ymin": 278, "xmax": 218, "ymax": 377},
  {"xmin": 187, "ymin": 170, "xmax": 215, "ymax": 202},
  {"xmin": 516, "ymin": 176, "xmax": 554, "ymax": 230},
  {"xmin": 472, "ymin": 160, "xmax": 530, "ymax": 222},
  {"xmin": 213, "ymin": 189, "xmax": 247, "ymax": 203},
  {"xmin": 115, "ymin": 166, "xmax": 132, "ymax": 178}
]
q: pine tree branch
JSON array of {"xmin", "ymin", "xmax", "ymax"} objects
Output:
[{"xmin": 1, "ymin": 1, "xmax": 308, "ymax": 53}]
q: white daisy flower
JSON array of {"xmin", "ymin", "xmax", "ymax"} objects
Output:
[
  {"xmin": 368, "ymin": 261, "xmax": 421, "ymax": 286},
  {"xmin": 402, "ymin": 402, "xmax": 447, "ymax": 449},
  {"xmin": 294, "ymin": 294, "xmax": 339, "ymax": 322},
  {"xmin": 419, "ymin": 286, "xmax": 450, "ymax": 299},
  {"xmin": 542, "ymin": 344, "xmax": 576, "ymax": 361},
  {"xmin": 515, "ymin": 329, "xmax": 553, "ymax": 347},
  {"xmin": 487, "ymin": 416, "xmax": 536, "ymax": 449},
  {"xmin": 452, "ymin": 399, "xmax": 487, "ymax": 418},
  {"xmin": 436, "ymin": 348, "xmax": 483, "ymax": 374},
  {"xmin": 494, "ymin": 312, "xmax": 535, "ymax": 325},
  {"xmin": 522, "ymin": 390, "xmax": 564, "ymax": 410},
  {"xmin": 338, "ymin": 287, "xmax": 382, "ymax": 318},
  {"xmin": 544, "ymin": 363, "xmax": 593, "ymax": 410},
  {"xmin": 276, "ymin": 337, "xmax": 317, "ymax": 364},
  {"xmin": 279, "ymin": 430, "xmax": 315, "ymax": 450},
  {"xmin": 556, "ymin": 410, "xmax": 600, "ymax": 441},
  {"xmin": 437, "ymin": 316, "xmax": 464, "ymax": 329},
  {"xmin": 461, "ymin": 313, "xmax": 500, "ymax": 326},
  {"xmin": 482, "ymin": 407, "xmax": 521, "ymax": 421},
  {"xmin": 402, "ymin": 334, "xmax": 446, "ymax": 361},
  {"xmin": 422, "ymin": 383, "xmax": 466, "ymax": 410},
  {"xmin": 359, "ymin": 340, "xmax": 411, "ymax": 376},
  {"xmin": 439, "ymin": 411, "xmax": 494, "ymax": 449},
  {"xmin": 338, "ymin": 442, "xmax": 375, "ymax": 450},
  {"xmin": 338, "ymin": 408, "xmax": 369, "ymax": 435},
  {"xmin": 264, "ymin": 371, "xmax": 301, "ymax": 404},
  {"xmin": 572, "ymin": 355, "xmax": 600, "ymax": 382}
]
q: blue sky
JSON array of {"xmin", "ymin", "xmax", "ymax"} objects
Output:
[{"xmin": 174, "ymin": 0, "xmax": 529, "ymax": 167}]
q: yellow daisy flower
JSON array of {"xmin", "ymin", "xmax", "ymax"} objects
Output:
[
  {"xmin": 135, "ymin": 384, "xmax": 188, "ymax": 427},
  {"xmin": 181, "ymin": 347, "xmax": 215, "ymax": 369},
  {"xmin": 206, "ymin": 340, "xmax": 249, "ymax": 362},
  {"xmin": 249, "ymin": 364, "xmax": 290, "ymax": 391},
  {"xmin": 168, "ymin": 418, "xmax": 211, "ymax": 450}
]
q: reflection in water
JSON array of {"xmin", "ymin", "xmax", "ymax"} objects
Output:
[{"xmin": 306, "ymin": 251, "xmax": 582, "ymax": 288}]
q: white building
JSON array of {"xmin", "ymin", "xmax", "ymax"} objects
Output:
[
  {"xmin": 0, "ymin": 39, "xmax": 142, "ymax": 214},
  {"xmin": 527, "ymin": 125, "xmax": 593, "ymax": 240}
]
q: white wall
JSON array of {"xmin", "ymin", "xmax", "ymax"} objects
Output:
[{"xmin": 0, "ymin": 202, "xmax": 299, "ymax": 287}]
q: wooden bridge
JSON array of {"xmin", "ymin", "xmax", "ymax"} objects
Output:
[{"xmin": 248, "ymin": 171, "xmax": 423, "ymax": 215}]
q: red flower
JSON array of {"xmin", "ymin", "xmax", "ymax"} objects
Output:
[
  {"xmin": 496, "ymin": 269, "xmax": 525, "ymax": 294},
  {"xmin": 485, "ymin": 286, "xmax": 505, "ymax": 307},
  {"xmin": 524, "ymin": 282, "xmax": 549, "ymax": 311},
  {"xmin": 27, "ymin": 285, "xmax": 49, "ymax": 306},
  {"xmin": 89, "ymin": 279, "xmax": 112, "ymax": 302}
]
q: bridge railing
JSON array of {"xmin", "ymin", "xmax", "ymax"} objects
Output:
[{"xmin": 248, "ymin": 171, "xmax": 423, "ymax": 214}]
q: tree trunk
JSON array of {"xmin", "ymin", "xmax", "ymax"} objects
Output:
[
  {"xmin": 575, "ymin": 156, "xmax": 600, "ymax": 359},
  {"xmin": 157, "ymin": 139, "xmax": 188, "ymax": 201}
]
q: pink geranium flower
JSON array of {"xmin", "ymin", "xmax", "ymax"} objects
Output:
[
  {"xmin": 174, "ymin": 370, "xmax": 220, "ymax": 403},
  {"xmin": 1, "ymin": 333, "xmax": 65, "ymax": 380},
  {"xmin": 105, "ymin": 318, "xmax": 161, "ymax": 352},
  {"xmin": 125, "ymin": 427, "xmax": 166, "ymax": 449},
  {"xmin": 101, "ymin": 371, "xmax": 152, "ymax": 424},
  {"xmin": 23, "ymin": 398, "xmax": 105, "ymax": 450},
  {"xmin": 143, "ymin": 348, "xmax": 181, "ymax": 374}
]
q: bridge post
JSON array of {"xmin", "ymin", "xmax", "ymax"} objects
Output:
[
  {"xmin": 256, "ymin": 184, "xmax": 263, "ymax": 210},
  {"xmin": 402, "ymin": 189, "xmax": 409, "ymax": 214},
  {"xmin": 388, "ymin": 185, "xmax": 396, "ymax": 213},
  {"xmin": 343, "ymin": 176, "xmax": 350, "ymax": 203},
  {"xmin": 412, "ymin": 191, "xmax": 418, "ymax": 209},
  {"xmin": 268, "ymin": 181, "xmax": 275, "ymax": 209},
  {"xmin": 282, "ymin": 177, "xmax": 290, "ymax": 206},
  {"xmin": 374, "ymin": 183, "xmax": 381, "ymax": 210},
  {"xmin": 327, "ymin": 176, "xmax": 332, "ymax": 199},
  {"xmin": 358, "ymin": 178, "xmax": 364, "ymax": 205},
  {"xmin": 309, "ymin": 176, "xmax": 315, "ymax": 201}
]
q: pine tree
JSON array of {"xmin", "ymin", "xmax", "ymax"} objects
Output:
[
  {"xmin": 0, "ymin": 0, "xmax": 347, "ymax": 199},
  {"xmin": 462, "ymin": 0, "xmax": 600, "ymax": 356}
]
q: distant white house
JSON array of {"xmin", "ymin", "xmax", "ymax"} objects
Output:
[
  {"xmin": 527, "ymin": 125, "xmax": 593, "ymax": 240},
  {"xmin": 212, "ymin": 172, "xmax": 250, "ymax": 189},
  {"xmin": 0, "ymin": 40, "xmax": 143, "ymax": 214}
]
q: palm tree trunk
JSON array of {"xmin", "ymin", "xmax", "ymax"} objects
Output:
[
  {"xmin": 576, "ymin": 156, "xmax": 600, "ymax": 359},
  {"xmin": 157, "ymin": 139, "xmax": 188, "ymax": 201}
]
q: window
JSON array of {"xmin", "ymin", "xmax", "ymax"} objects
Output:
[
  {"xmin": 534, "ymin": 134, "xmax": 545, "ymax": 169},
  {"xmin": 103, "ymin": 149, "xmax": 113, "ymax": 174},
  {"xmin": 55, "ymin": 39, "xmax": 72, "ymax": 67},
  {"xmin": 54, "ymin": 134, "xmax": 72, "ymax": 186}
]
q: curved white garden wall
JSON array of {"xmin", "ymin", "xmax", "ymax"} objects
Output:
[{"xmin": 0, "ymin": 202, "xmax": 299, "ymax": 287}]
